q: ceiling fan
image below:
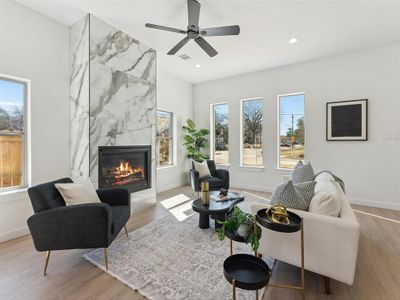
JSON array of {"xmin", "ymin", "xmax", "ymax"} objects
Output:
[{"xmin": 145, "ymin": 0, "xmax": 240, "ymax": 57}]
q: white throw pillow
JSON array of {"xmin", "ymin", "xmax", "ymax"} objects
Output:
[
  {"xmin": 55, "ymin": 179, "xmax": 101, "ymax": 206},
  {"xmin": 193, "ymin": 160, "xmax": 211, "ymax": 178},
  {"xmin": 309, "ymin": 179, "xmax": 341, "ymax": 217}
]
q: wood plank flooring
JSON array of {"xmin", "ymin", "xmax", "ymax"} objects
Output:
[{"xmin": 0, "ymin": 186, "xmax": 399, "ymax": 300}]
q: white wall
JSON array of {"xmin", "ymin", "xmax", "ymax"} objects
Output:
[
  {"xmin": 194, "ymin": 43, "xmax": 400, "ymax": 210},
  {"xmin": 0, "ymin": 0, "xmax": 70, "ymax": 242},
  {"xmin": 156, "ymin": 69, "xmax": 194, "ymax": 192}
]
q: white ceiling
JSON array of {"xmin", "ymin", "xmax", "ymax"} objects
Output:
[{"xmin": 14, "ymin": 0, "xmax": 400, "ymax": 83}]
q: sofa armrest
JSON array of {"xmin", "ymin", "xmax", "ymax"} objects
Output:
[
  {"xmin": 216, "ymin": 169, "xmax": 230, "ymax": 190},
  {"xmin": 27, "ymin": 203, "xmax": 112, "ymax": 251},
  {"xmin": 251, "ymin": 202, "xmax": 360, "ymax": 285},
  {"xmin": 97, "ymin": 188, "xmax": 131, "ymax": 207},
  {"xmin": 189, "ymin": 169, "xmax": 200, "ymax": 192}
]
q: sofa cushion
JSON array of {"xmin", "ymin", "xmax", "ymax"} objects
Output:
[
  {"xmin": 199, "ymin": 176, "xmax": 224, "ymax": 188},
  {"xmin": 309, "ymin": 173, "xmax": 341, "ymax": 217},
  {"xmin": 55, "ymin": 179, "xmax": 101, "ymax": 206},
  {"xmin": 271, "ymin": 180, "xmax": 316, "ymax": 211},
  {"xmin": 290, "ymin": 161, "xmax": 314, "ymax": 184},
  {"xmin": 193, "ymin": 160, "xmax": 211, "ymax": 178}
]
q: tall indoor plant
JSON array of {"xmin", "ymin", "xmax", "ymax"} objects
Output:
[{"xmin": 182, "ymin": 119, "xmax": 209, "ymax": 161}]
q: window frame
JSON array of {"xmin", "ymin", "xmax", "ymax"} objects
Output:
[
  {"xmin": 210, "ymin": 102, "xmax": 230, "ymax": 166},
  {"xmin": 0, "ymin": 74, "xmax": 31, "ymax": 192},
  {"xmin": 240, "ymin": 97, "xmax": 264, "ymax": 168},
  {"xmin": 156, "ymin": 109, "xmax": 175, "ymax": 169},
  {"xmin": 276, "ymin": 92, "xmax": 306, "ymax": 170}
]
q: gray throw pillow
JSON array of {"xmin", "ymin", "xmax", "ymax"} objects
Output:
[
  {"xmin": 271, "ymin": 180, "xmax": 317, "ymax": 211},
  {"xmin": 291, "ymin": 161, "xmax": 314, "ymax": 184}
]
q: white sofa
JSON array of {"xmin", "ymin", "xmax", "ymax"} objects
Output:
[{"xmin": 251, "ymin": 178, "xmax": 360, "ymax": 290}]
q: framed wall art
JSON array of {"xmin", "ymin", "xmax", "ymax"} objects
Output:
[{"xmin": 326, "ymin": 99, "xmax": 368, "ymax": 141}]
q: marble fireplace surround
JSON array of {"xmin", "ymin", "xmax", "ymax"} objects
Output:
[{"xmin": 70, "ymin": 14, "xmax": 157, "ymax": 212}]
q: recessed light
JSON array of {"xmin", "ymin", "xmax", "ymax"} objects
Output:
[
  {"xmin": 289, "ymin": 37, "xmax": 298, "ymax": 44},
  {"xmin": 195, "ymin": 64, "xmax": 201, "ymax": 68}
]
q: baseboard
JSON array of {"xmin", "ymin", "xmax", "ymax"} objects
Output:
[
  {"xmin": 348, "ymin": 197, "xmax": 400, "ymax": 211},
  {"xmin": 0, "ymin": 226, "xmax": 29, "ymax": 243},
  {"xmin": 230, "ymin": 183, "xmax": 274, "ymax": 193}
]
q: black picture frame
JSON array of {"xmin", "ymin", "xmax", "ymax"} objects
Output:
[{"xmin": 326, "ymin": 99, "xmax": 368, "ymax": 141}]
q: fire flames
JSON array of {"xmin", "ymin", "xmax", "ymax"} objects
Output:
[{"xmin": 113, "ymin": 161, "xmax": 144, "ymax": 185}]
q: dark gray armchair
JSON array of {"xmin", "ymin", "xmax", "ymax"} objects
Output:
[
  {"xmin": 27, "ymin": 177, "xmax": 131, "ymax": 275},
  {"xmin": 189, "ymin": 160, "xmax": 229, "ymax": 193}
]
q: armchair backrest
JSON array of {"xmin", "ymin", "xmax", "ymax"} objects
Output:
[
  {"xmin": 191, "ymin": 159, "xmax": 217, "ymax": 177},
  {"xmin": 28, "ymin": 177, "xmax": 73, "ymax": 213}
]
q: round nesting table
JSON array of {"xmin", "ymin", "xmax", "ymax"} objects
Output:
[
  {"xmin": 223, "ymin": 254, "xmax": 270, "ymax": 300},
  {"xmin": 191, "ymin": 191, "xmax": 244, "ymax": 229}
]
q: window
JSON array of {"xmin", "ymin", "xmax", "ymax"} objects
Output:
[
  {"xmin": 0, "ymin": 76, "xmax": 27, "ymax": 190},
  {"xmin": 211, "ymin": 103, "xmax": 229, "ymax": 165},
  {"xmin": 156, "ymin": 110, "xmax": 173, "ymax": 167},
  {"xmin": 241, "ymin": 98, "xmax": 263, "ymax": 166},
  {"xmin": 278, "ymin": 93, "xmax": 305, "ymax": 169}
]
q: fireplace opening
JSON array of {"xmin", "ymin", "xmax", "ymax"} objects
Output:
[{"xmin": 98, "ymin": 145, "xmax": 151, "ymax": 192}]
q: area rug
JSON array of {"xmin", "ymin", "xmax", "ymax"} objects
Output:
[{"xmin": 83, "ymin": 201, "xmax": 273, "ymax": 300}]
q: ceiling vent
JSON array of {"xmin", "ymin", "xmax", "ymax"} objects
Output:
[{"xmin": 178, "ymin": 54, "xmax": 191, "ymax": 61}]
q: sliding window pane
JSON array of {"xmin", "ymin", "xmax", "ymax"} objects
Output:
[
  {"xmin": 279, "ymin": 94, "xmax": 305, "ymax": 169},
  {"xmin": 0, "ymin": 78, "xmax": 26, "ymax": 189},
  {"xmin": 213, "ymin": 103, "xmax": 229, "ymax": 165},
  {"xmin": 241, "ymin": 99, "xmax": 263, "ymax": 166},
  {"xmin": 156, "ymin": 110, "xmax": 173, "ymax": 167}
]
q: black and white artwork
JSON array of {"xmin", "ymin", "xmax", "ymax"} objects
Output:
[{"xmin": 326, "ymin": 99, "xmax": 368, "ymax": 141}]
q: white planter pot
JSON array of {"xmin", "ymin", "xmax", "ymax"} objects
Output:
[{"xmin": 237, "ymin": 224, "xmax": 250, "ymax": 238}]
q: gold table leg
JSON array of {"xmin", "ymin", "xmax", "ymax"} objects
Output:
[
  {"xmin": 124, "ymin": 225, "xmax": 128, "ymax": 237},
  {"xmin": 43, "ymin": 250, "xmax": 51, "ymax": 276},
  {"xmin": 104, "ymin": 248, "xmax": 109, "ymax": 271},
  {"xmin": 232, "ymin": 279, "xmax": 236, "ymax": 300},
  {"xmin": 301, "ymin": 221, "xmax": 305, "ymax": 300},
  {"xmin": 256, "ymin": 289, "xmax": 259, "ymax": 300}
]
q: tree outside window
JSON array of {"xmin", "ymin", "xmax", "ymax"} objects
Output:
[{"xmin": 241, "ymin": 99, "xmax": 263, "ymax": 166}]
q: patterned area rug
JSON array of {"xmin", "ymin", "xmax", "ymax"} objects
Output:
[{"xmin": 83, "ymin": 201, "xmax": 273, "ymax": 300}]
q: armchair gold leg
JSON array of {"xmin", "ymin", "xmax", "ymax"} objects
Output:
[
  {"xmin": 104, "ymin": 248, "xmax": 109, "ymax": 271},
  {"xmin": 43, "ymin": 250, "xmax": 51, "ymax": 276},
  {"xmin": 124, "ymin": 225, "xmax": 128, "ymax": 237}
]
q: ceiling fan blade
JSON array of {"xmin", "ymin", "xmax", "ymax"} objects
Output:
[
  {"xmin": 194, "ymin": 37, "xmax": 218, "ymax": 57},
  {"xmin": 167, "ymin": 37, "xmax": 191, "ymax": 55},
  {"xmin": 145, "ymin": 23, "xmax": 186, "ymax": 34},
  {"xmin": 188, "ymin": 0, "xmax": 200, "ymax": 27},
  {"xmin": 201, "ymin": 25, "xmax": 240, "ymax": 37}
]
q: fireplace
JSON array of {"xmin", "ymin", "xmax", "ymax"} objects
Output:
[{"xmin": 98, "ymin": 145, "xmax": 151, "ymax": 192}]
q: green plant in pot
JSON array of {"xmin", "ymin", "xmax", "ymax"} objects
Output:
[
  {"xmin": 217, "ymin": 206, "xmax": 262, "ymax": 252},
  {"xmin": 182, "ymin": 119, "xmax": 209, "ymax": 162}
]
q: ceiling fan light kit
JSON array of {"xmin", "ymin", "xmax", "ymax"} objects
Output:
[{"xmin": 145, "ymin": 0, "xmax": 240, "ymax": 57}]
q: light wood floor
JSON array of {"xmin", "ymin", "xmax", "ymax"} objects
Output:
[{"xmin": 0, "ymin": 186, "xmax": 399, "ymax": 300}]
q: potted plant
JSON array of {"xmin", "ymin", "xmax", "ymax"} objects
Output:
[
  {"xmin": 182, "ymin": 119, "xmax": 209, "ymax": 162},
  {"xmin": 217, "ymin": 206, "xmax": 261, "ymax": 252}
]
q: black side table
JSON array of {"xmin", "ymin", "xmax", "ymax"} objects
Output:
[
  {"xmin": 223, "ymin": 254, "xmax": 270, "ymax": 300},
  {"xmin": 225, "ymin": 226, "xmax": 262, "ymax": 256},
  {"xmin": 256, "ymin": 208, "xmax": 305, "ymax": 300}
]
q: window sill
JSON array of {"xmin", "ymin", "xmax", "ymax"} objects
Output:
[
  {"xmin": 216, "ymin": 164, "xmax": 231, "ymax": 168},
  {"xmin": 0, "ymin": 187, "xmax": 29, "ymax": 204},
  {"xmin": 157, "ymin": 164, "xmax": 176, "ymax": 171},
  {"xmin": 276, "ymin": 168, "xmax": 292, "ymax": 172},
  {"xmin": 239, "ymin": 165, "xmax": 265, "ymax": 171}
]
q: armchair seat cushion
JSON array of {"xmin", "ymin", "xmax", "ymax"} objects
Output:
[
  {"xmin": 111, "ymin": 205, "xmax": 130, "ymax": 237},
  {"xmin": 199, "ymin": 176, "xmax": 224, "ymax": 189}
]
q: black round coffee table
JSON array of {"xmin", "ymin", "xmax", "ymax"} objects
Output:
[
  {"xmin": 224, "ymin": 254, "xmax": 270, "ymax": 300},
  {"xmin": 192, "ymin": 191, "xmax": 244, "ymax": 229}
]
